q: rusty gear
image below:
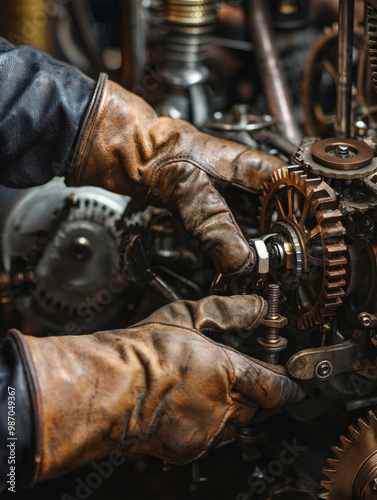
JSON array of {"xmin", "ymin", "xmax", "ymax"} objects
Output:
[
  {"xmin": 302, "ymin": 24, "xmax": 368, "ymax": 137},
  {"xmin": 320, "ymin": 410, "xmax": 377, "ymax": 499},
  {"xmin": 258, "ymin": 167, "xmax": 347, "ymax": 330}
]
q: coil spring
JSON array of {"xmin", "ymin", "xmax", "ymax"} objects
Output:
[
  {"xmin": 163, "ymin": 0, "xmax": 218, "ymax": 34},
  {"xmin": 367, "ymin": 1, "xmax": 377, "ymax": 92},
  {"xmin": 161, "ymin": 0, "xmax": 218, "ymax": 66}
]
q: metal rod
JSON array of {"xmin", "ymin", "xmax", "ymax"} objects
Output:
[
  {"xmin": 245, "ymin": 0, "xmax": 303, "ymax": 146},
  {"xmin": 335, "ymin": 0, "xmax": 355, "ymax": 138},
  {"xmin": 121, "ymin": 0, "xmax": 148, "ymax": 90}
]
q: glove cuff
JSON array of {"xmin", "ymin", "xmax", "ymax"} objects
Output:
[{"xmin": 66, "ymin": 72, "xmax": 109, "ymax": 187}]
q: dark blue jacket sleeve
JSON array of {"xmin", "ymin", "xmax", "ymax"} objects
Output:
[
  {"xmin": 0, "ymin": 37, "xmax": 95, "ymax": 188},
  {"xmin": 0, "ymin": 336, "xmax": 34, "ymax": 492}
]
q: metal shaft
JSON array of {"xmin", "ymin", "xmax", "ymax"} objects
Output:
[
  {"xmin": 245, "ymin": 0, "xmax": 303, "ymax": 146},
  {"xmin": 335, "ymin": 0, "xmax": 355, "ymax": 138},
  {"xmin": 121, "ymin": 0, "xmax": 148, "ymax": 90}
]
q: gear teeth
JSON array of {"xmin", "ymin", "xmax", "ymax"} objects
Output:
[
  {"xmin": 322, "ymin": 222, "xmax": 346, "ymax": 239},
  {"xmin": 324, "ymin": 289, "xmax": 345, "ymax": 300},
  {"xmin": 290, "ymin": 170, "xmax": 306, "ymax": 183},
  {"xmin": 356, "ymin": 414, "xmax": 371, "ymax": 432},
  {"xmin": 326, "ymin": 267, "xmax": 346, "ymax": 278},
  {"xmin": 305, "ymin": 177, "xmax": 322, "ymax": 189},
  {"xmin": 366, "ymin": 410, "xmax": 377, "ymax": 425},
  {"xmin": 311, "ymin": 180, "xmax": 336, "ymax": 196},
  {"xmin": 297, "ymin": 316, "xmax": 312, "ymax": 330},
  {"xmin": 339, "ymin": 434, "xmax": 352, "ymax": 449},
  {"xmin": 317, "ymin": 210, "xmax": 343, "ymax": 224},
  {"xmin": 324, "ymin": 277, "xmax": 346, "ymax": 289},
  {"xmin": 326, "ymin": 255, "xmax": 347, "ymax": 266},
  {"xmin": 322, "ymin": 468, "xmax": 337, "ymax": 481},
  {"xmin": 327, "ymin": 458, "xmax": 339, "ymax": 470},
  {"xmin": 272, "ymin": 168, "xmax": 286, "ymax": 183},
  {"xmin": 348, "ymin": 424, "xmax": 361, "ymax": 440},
  {"xmin": 321, "ymin": 298, "xmax": 343, "ymax": 311},
  {"xmin": 330, "ymin": 445, "xmax": 345, "ymax": 460},
  {"xmin": 324, "ymin": 242, "xmax": 347, "ymax": 254}
]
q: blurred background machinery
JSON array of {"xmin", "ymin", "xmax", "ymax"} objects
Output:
[{"xmin": 3, "ymin": 1, "xmax": 377, "ymax": 499}]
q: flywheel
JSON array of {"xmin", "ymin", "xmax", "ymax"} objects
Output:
[
  {"xmin": 320, "ymin": 410, "xmax": 377, "ymax": 499},
  {"xmin": 258, "ymin": 167, "xmax": 347, "ymax": 330}
]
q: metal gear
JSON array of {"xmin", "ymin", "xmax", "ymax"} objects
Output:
[
  {"xmin": 2, "ymin": 179, "xmax": 138, "ymax": 334},
  {"xmin": 258, "ymin": 167, "xmax": 347, "ymax": 330},
  {"xmin": 302, "ymin": 23, "xmax": 371, "ymax": 137},
  {"xmin": 29, "ymin": 192, "xmax": 122, "ymax": 318},
  {"xmin": 320, "ymin": 410, "xmax": 377, "ymax": 499}
]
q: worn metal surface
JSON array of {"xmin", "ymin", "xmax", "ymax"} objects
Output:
[
  {"xmin": 286, "ymin": 330, "xmax": 376, "ymax": 380},
  {"xmin": 245, "ymin": 0, "xmax": 303, "ymax": 145},
  {"xmin": 311, "ymin": 138, "xmax": 374, "ymax": 170}
]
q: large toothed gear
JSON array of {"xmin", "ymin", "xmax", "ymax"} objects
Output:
[
  {"xmin": 320, "ymin": 410, "xmax": 377, "ymax": 499},
  {"xmin": 258, "ymin": 167, "xmax": 347, "ymax": 330}
]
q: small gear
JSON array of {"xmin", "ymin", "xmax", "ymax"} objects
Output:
[
  {"xmin": 320, "ymin": 410, "xmax": 377, "ymax": 499},
  {"xmin": 258, "ymin": 167, "xmax": 347, "ymax": 330},
  {"xmin": 2, "ymin": 180, "xmax": 137, "ymax": 333},
  {"xmin": 30, "ymin": 193, "xmax": 122, "ymax": 317}
]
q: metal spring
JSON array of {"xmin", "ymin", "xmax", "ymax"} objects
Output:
[
  {"xmin": 163, "ymin": 0, "xmax": 218, "ymax": 34},
  {"xmin": 366, "ymin": 2, "xmax": 377, "ymax": 93},
  {"xmin": 160, "ymin": 0, "xmax": 218, "ymax": 67}
]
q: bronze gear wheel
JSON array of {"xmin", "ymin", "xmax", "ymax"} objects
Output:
[
  {"xmin": 320, "ymin": 410, "xmax": 377, "ymax": 499},
  {"xmin": 302, "ymin": 23, "xmax": 371, "ymax": 137},
  {"xmin": 258, "ymin": 167, "xmax": 347, "ymax": 330}
]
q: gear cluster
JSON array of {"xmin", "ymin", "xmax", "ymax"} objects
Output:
[{"xmin": 258, "ymin": 166, "xmax": 347, "ymax": 330}]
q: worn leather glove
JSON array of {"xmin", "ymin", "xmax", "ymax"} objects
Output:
[
  {"xmin": 10, "ymin": 294, "xmax": 304, "ymax": 485},
  {"xmin": 66, "ymin": 74, "xmax": 286, "ymax": 276}
]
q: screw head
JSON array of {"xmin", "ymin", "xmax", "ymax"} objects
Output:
[
  {"xmin": 315, "ymin": 360, "xmax": 334, "ymax": 380},
  {"xmin": 69, "ymin": 236, "xmax": 93, "ymax": 261},
  {"xmin": 360, "ymin": 314, "xmax": 372, "ymax": 328}
]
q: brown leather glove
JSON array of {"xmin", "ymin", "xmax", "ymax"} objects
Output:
[
  {"xmin": 66, "ymin": 74, "xmax": 286, "ymax": 276},
  {"xmin": 11, "ymin": 294, "xmax": 304, "ymax": 485}
]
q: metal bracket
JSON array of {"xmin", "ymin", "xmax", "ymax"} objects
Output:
[{"xmin": 286, "ymin": 330, "xmax": 377, "ymax": 380}]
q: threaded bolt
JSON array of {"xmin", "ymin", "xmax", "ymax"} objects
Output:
[
  {"xmin": 338, "ymin": 144, "xmax": 350, "ymax": 157},
  {"xmin": 264, "ymin": 284, "xmax": 280, "ymax": 344}
]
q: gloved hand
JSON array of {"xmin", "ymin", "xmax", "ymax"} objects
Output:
[
  {"xmin": 10, "ymin": 294, "xmax": 304, "ymax": 485},
  {"xmin": 66, "ymin": 74, "xmax": 286, "ymax": 276}
]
